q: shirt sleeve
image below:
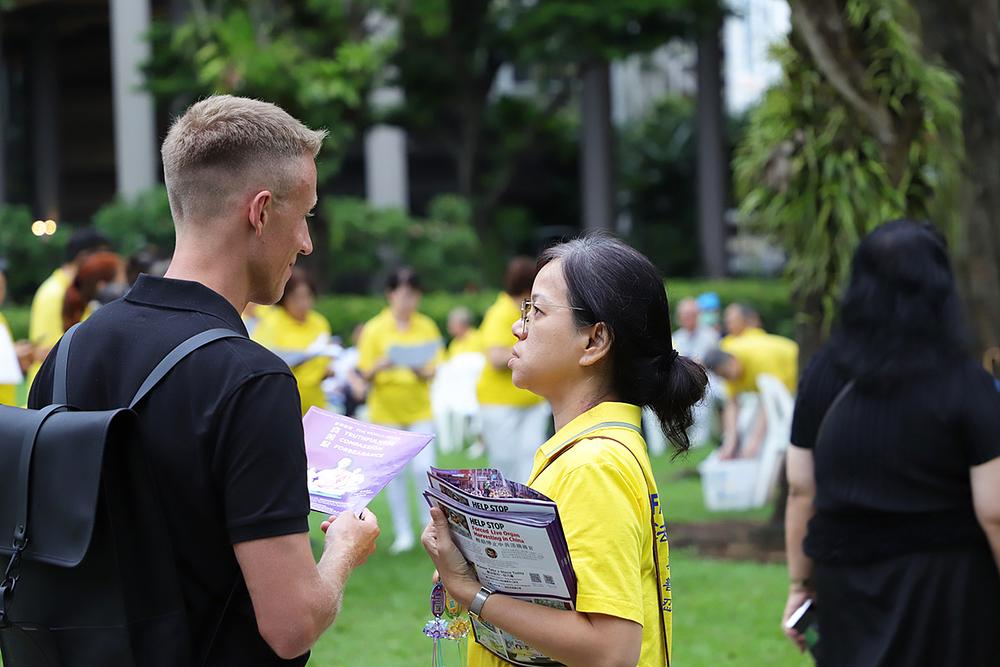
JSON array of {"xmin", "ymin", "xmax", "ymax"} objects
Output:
[
  {"xmin": 960, "ymin": 363, "xmax": 1000, "ymax": 466},
  {"xmin": 212, "ymin": 372, "xmax": 310, "ymax": 544},
  {"xmin": 553, "ymin": 458, "xmax": 647, "ymax": 625},
  {"xmin": 789, "ymin": 348, "xmax": 832, "ymax": 450}
]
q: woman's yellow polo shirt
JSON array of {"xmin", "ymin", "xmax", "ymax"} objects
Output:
[
  {"xmin": 252, "ymin": 307, "xmax": 332, "ymax": 416},
  {"xmin": 475, "ymin": 293, "xmax": 542, "ymax": 408},
  {"xmin": 467, "ymin": 402, "xmax": 670, "ymax": 667},
  {"xmin": 358, "ymin": 308, "xmax": 442, "ymax": 426}
]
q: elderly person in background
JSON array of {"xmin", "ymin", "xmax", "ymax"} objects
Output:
[
  {"xmin": 783, "ymin": 220, "xmax": 1000, "ymax": 665},
  {"xmin": 672, "ymin": 297, "xmax": 719, "ymax": 361},
  {"xmin": 722, "ymin": 302, "xmax": 762, "ymax": 340},
  {"xmin": 446, "ymin": 306, "xmax": 482, "ymax": 359},
  {"xmin": 645, "ymin": 297, "xmax": 721, "ymax": 453}
]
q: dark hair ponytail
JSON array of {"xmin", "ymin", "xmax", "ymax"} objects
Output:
[{"xmin": 538, "ymin": 234, "xmax": 708, "ymax": 455}]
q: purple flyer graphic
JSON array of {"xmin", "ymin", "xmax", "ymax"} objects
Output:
[{"xmin": 303, "ymin": 407, "xmax": 434, "ymax": 514}]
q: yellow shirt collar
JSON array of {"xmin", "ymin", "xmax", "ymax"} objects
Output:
[{"xmin": 537, "ymin": 402, "xmax": 642, "ymax": 461}]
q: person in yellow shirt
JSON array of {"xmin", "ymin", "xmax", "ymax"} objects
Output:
[
  {"xmin": 27, "ymin": 227, "xmax": 110, "ymax": 388},
  {"xmin": 358, "ymin": 268, "xmax": 442, "ymax": 554},
  {"xmin": 0, "ymin": 259, "xmax": 25, "ymax": 406},
  {"xmin": 252, "ymin": 268, "xmax": 332, "ymax": 416},
  {"xmin": 721, "ymin": 302, "xmax": 762, "ymax": 341},
  {"xmin": 445, "ymin": 306, "xmax": 482, "ymax": 359},
  {"xmin": 422, "ymin": 235, "xmax": 708, "ymax": 667},
  {"xmin": 476, "ymin": 257, "xmax": 550, "ymax": 483},
  {"xmin": 705, "ymin": 325, "xmax": 798, "ymax": 459}
]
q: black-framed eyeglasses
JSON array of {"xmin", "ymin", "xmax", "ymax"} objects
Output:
[{"xmin": 519, "ymin": 298, "xmax": 584, "ymax": 333}]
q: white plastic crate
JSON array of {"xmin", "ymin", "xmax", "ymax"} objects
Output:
[{"xmin": 697, "ymin": 452, "xmax": 760, "ymax": 511}]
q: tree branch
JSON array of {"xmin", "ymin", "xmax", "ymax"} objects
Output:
[{"xmin": 789, "ymin": 0, "xmax": 896, "ymax": 147}]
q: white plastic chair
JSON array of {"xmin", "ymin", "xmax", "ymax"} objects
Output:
[
  {"xmin": 431, "ymin": 352, "xmax": 486, "ymax": 453},
  {"xmin": 697, "ymin": 373, "xmax": 794, "ymax": 511},
  {"xmin": 752, "ymin": 373, "xmax": 794, "ymax": 506}
]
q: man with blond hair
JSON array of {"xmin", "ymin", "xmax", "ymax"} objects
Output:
[{"xmin": 30, "ymin": 95, "xmax": 379, "ymax": 665}]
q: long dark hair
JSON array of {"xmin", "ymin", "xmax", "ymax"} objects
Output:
[
  {"xmin": 830, "ymin": 219, "xmax": 968, "ymax": 387},
  {"xmin": 538, "ymin": 235, "xmax": 708, "ymax": 454}
]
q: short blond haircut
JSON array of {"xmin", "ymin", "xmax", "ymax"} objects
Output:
[{"xmin": 161, "ymin": 95, "xmax": 327, "ymax": 223}]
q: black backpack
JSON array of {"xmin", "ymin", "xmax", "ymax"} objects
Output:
[{"xmin": 0, "ymin": 323, "xmax": 242, "ymax": 667}]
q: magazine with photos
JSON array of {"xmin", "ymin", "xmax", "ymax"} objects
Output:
[{"xmin": 424, "ymin": 467, "xmax": 577, "ymax": 666}]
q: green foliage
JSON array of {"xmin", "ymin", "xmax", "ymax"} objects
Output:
[
  {"xmin": 621, "ymin": 95, "xmax": 748, "ymax": 277},
  {"xmin": 1, "ymin": 306, "xmax": 30, "ymax": 341},
  {"xmin": 92, "ymin": 186, "xmax": 175, "ymax": 257},
  {"xmin": 144, "ymin": 1, "xmax": 390, "ymax": 176},
  {"xmin": 508, "ymin": 0, "xmax": 722, "ymax": 64},
  {"xmin": 734, "ymin": 0, "xmax": 962, "ymax": 330},
  {"xmin": 0, "ymin": 206, "xmax": 69, "ymax": 304},
  {"xmin": 323, "ymin": 195, "xmax": 482, "ymax": 294}
]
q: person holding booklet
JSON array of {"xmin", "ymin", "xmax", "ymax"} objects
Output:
[
  {"xmin": 252, "ymin": 267, "xmax": 334, "ymax": 415},
  {"xmin": 358, "ymin": 267, "xmax": 443, "ymax": 554},
  {"xmin": 422, "ymin": 235, "xmax": 708, "ymax": 667}
]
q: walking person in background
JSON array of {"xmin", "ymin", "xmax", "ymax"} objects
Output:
[
  {"xmin": 783, "ymin": 220, "xmax": 1000, "ymax": 665},
  {"xmin": 423, "ymin": 235, "xmax": 707, "ymax": 667},
  {"xmin": 253, "ymin": 267, "xmax": 333, "ymax": 415},
  {"xmin": 357, "ymin": 268, "xmax": 442, "ymax": 554},
  {"xmin": 26, "ymin": 227, "xmax": 109, "ymax": 385},
  {"xmin": 476, "ymin": 256, "xmax": 550, "ymax": 483}
]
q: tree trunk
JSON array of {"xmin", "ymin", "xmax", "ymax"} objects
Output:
[
  {"xmin": 580, "ymin": 61, "xmax": 615, "ymax": 232},
  {"xmin": 912, "ymin": 0, "xmax": 1000, "ymax": 357},
  {"xmin": 696, "ymin": 15, "xmax": 727, "ymax": 277}
]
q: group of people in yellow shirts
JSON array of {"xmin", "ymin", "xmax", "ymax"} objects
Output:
[
  {"xmin": 1, "ymin": 221, "xmax": 806, "ymax": 666},
  {"xmin": 0, "ymin": 227, "xmax": 119, "ymax": 407}
]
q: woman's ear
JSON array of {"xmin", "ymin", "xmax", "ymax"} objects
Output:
[{"xmin": 579, "ymin": 322, "xmax": 613, "ymax": 367}]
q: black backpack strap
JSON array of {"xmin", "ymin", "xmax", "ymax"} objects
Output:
[
  {"xmin": 52, "ymin": 323, "xmax": 82, "ymax": 405},
  {"xmin": 129, "ymin": 329, "xmax": 243, "ymax": 410}
]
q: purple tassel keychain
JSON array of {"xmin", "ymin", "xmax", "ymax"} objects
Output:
[{"xmin": 423, "ymin": 582, "xmax": 470, "ymax": 666}]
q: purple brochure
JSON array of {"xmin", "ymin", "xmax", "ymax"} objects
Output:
[{"xmin": 303, "ymin": 407, "xmax": 434, "ymax": 514}]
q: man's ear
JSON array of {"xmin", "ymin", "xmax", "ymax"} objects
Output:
[
  {"xmin": 579, "ymin": 321, "xmax": 613, "ymax": 367},
  {"xmin": 248, "ymin": 190, "xmax": 273, "ymax": 238}
]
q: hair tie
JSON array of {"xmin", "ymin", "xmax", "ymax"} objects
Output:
[{"xmin": 670, "ymin": 349, "xmax": 679, "ymax": 363}]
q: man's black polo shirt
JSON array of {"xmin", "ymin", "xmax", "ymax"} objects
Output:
[{"xmin": 29, "ymin": 275, "xmax": 311, "ymax": 666}]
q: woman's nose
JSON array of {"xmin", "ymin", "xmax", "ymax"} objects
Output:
[{"xmin": 512, "ymin": 318, "xmax": 526, "ymax": 340}]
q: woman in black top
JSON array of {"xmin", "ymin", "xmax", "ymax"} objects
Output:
[{"xmin": 782, "ymin": 220, "xmax": 1000, "ymax": 665}]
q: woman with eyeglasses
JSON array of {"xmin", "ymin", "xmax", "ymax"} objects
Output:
[{"xmin": 422, "ymin": 235, "xmax": 707, "ymax": 667}]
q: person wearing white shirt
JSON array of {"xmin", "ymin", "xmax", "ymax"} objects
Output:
[{"xmin": 645, "ymin": 298, "xmax": 722, "ymax": 452}]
